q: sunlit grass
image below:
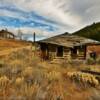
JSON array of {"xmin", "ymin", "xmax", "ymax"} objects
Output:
[{"xmin": 0, "ymin": 48, "xmax": 100, "ymax": 100}]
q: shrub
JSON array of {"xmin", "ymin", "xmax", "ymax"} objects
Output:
[
  {"xmin": 0, "ymin": 60, "xmax": 4, "ymax": 68},
  {"xmin": 0, "ymin": 75, "xmax": 10, "ymax": 89},
  {"xmin": 46, "ymin": 71, "xmax": 61, "ymax": 82},
  {"xmin": 15, "ymin": 77, "xmax": 24, "ymax": 88},
  {"xmin": 67, "ymin": 72, "xmax": 99, "ymax": 87},
  {"xmin": 86, "ymin": 58, "xmax": 95, "ymax": 65},
  {"xmin": 22, "ymin": 67, "xmax": 34, "ymax": 85},
  {"xmin": 96, "ymin": 57, "xmax": 100, "ymax": 64}
]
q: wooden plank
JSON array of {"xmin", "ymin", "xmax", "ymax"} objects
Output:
[{"xmin": 81, "ymin": 70, "xmax": 100, "ymax": 76}]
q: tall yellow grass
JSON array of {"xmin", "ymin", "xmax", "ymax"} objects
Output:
[{"xmin": 0, "ymin": 48, "xmax": 99, "ymax": 100}]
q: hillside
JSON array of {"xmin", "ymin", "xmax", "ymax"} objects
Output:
[
  {"xmin": 73, "ymin": 22, "xmax": 100, "ymax": 41},
  {"xmin": 0, "ymin": 39, "xmax": 32, "ymax": 57}
]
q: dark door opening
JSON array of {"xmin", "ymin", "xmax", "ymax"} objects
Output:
[
  {"xmin": 71, "ymin": 47, "xmax": 77, "ymax": 55},
  {"xmin": 40, "ymin": 44, "xmax": 49, "ymax": 60},
  {"xmin": 71, "ymin": 47, "xmax": 77, "ymax": 58},
  {"xmin": 72, "ymin": 48, "xmax": 77, "ymax": 54},
  {"xmin": 57, "ymin": 46, "xmax": 63, "ymax": 57}
]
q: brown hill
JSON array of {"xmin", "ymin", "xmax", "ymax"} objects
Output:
[{"xmin": 0, "ymin": 39, "xmax": 32, "ymax": 57}]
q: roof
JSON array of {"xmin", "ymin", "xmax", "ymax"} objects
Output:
[
  {"xmin": 0, "ymin": 30, "xmax": 16, "ymax": 36},
  {"xmin": 37, "ymin": 33, "xmax": 100, "ymax": 48}
]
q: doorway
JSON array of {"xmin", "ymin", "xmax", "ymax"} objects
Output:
[
  {"xmin": 57, "ymin": 46, "xmax": 63, "ymax": 57},
  {"xmin": 40, "ymin": 44, "xmax": 49, "ymax": 60}
]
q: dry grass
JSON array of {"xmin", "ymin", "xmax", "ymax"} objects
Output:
[
  {"xmin": 67, "ymin": 71, "xmax": 99, "ymax": 87},
  {"xmin": 0, "ymin": 47, "xmax": 100, "ymax": 100},
  {"xmin": 0, "ymin": 39, "xmax": 32, "ymax": 58}
]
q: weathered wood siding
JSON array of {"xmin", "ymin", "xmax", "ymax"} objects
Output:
[
  {"xmin": 63, "ymin": 47, "xmax": 71, "ymax": 59},
  {"xmin": 86, "ymin": 44, "xmax": 100, "ymax": 58},
  {"xmin": 37, "ymin": 43, "xmax": 88, "ymax": 60},
  {"xmin": 0, "ymin": 32, "xmax": 15, "ymax": 39},
  {"xmin": 48, "ymin": 44, "xmax": 57, "ymax": 60},
  {"xmin": 77, "ymin": 46, "xmax": 86, "ymax": 59}
]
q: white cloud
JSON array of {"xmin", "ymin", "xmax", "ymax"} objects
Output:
[
  {"xmin": 0, "ymin": 26, "xmax": 56, "ymax": 37},
  {"xmin": 0, "ymin": 0, "xmax": 100, "ymax": 36},
  {"xmin": 0, "ymin": 0, "xmax": 82, "ymax": 26}
]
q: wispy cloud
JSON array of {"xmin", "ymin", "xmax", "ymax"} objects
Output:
[{"xmin": 0, "ymin": 0, "xmax": 100, "ymax": 38}]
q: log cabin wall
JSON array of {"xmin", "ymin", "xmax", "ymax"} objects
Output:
[
  {"xmin": 38, "ymin": 44, "xmax": 87, "ymax": 60},
  {"xmin": 39, "ymin": 43, "xmax": 57, "ymax": 60},
  {"xmin": 63, "ymin": 47, "xmax": 71, "ymax": 59},
  {"xmin": 38, "ymin": 43, "xmax": 99, "ymax": 61},
  {"xmin": 76, "ymin": 45, "xmax": 86, "ymax": 60},
  {"xmin": 70, "ymin": 46, "xmax": 86, "ymax": 60},
  {"xmin": 48, "ymin": 45, "xmax": 71, "ymax": 60},
  {"xmin": 0, "ymin": 30, "xmax": 15, "ymax": 39},
  {"xmin": 48, "ymin": 44, "xmax": 57, "ymax": 60}
]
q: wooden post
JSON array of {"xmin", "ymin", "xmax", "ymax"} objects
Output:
[
  {"xmin": 33, "ymin": 32, "xmax": 36, "ymax": 56},
  {"xmin": 84, "ymin": 45, "xmax": 87, "ymax": 60},
  {"xmin": 33, "ymin": 32, "xmax": 36, "ymax": 43}
]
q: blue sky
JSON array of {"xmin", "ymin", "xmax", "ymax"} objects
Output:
[{"xmin": 0, "ymin": 0, "xmax": 100, "ymax": 40}]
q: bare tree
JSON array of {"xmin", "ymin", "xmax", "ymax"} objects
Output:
[{"xmin": 18, "ymin": 29, "xmax": 23, "ymax": 40}]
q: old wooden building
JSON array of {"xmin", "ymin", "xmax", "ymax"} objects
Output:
[
  {"xmin": 37, "ymin": 33, "xmax": 100, "ymax": 60},
  {"xmin": 0, "ymin": 29, "xmax": 16, "ymax": 39}
]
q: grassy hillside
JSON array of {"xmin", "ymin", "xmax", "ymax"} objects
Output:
[
  {"xmin": 0, "ymin": 39, "xmax": 32, "ymax": 57},
  {"xmin": 73, "ymin": 22, "xmax": 100, "ymax": 41}
]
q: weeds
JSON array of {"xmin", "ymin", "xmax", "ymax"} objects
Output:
[
  {"xmin": 0, "ymin": 48, "xmax": 99, "ymax": 100},
  {"xmin": 67, "ymin": 71, "xmax": 99, "ymax": 87}
]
